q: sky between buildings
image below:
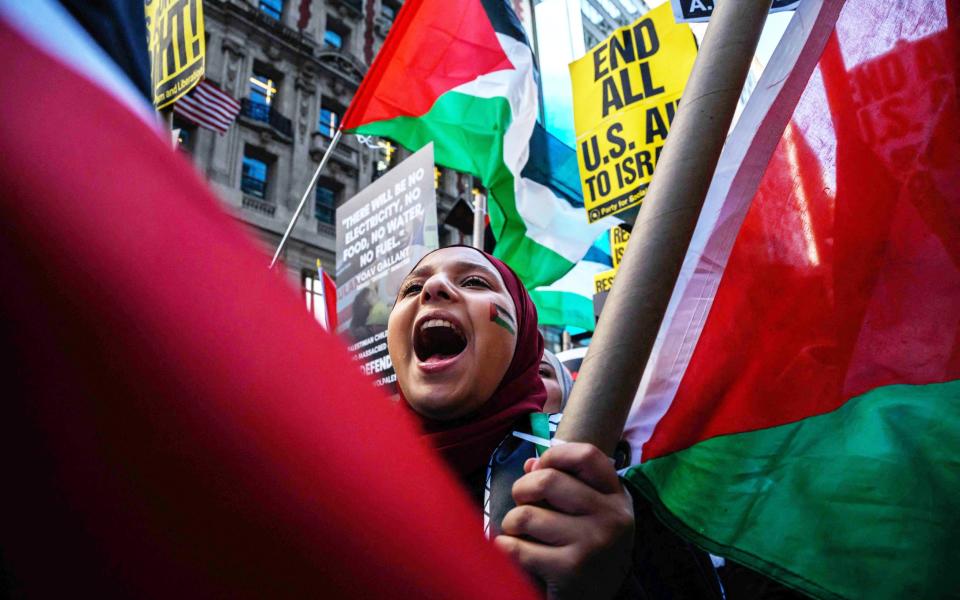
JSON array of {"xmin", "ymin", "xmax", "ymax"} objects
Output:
[{"xmin": 537, "ymin": 0, "xmax": 794, "ymax": 146}]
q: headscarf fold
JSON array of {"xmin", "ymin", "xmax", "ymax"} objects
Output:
[{"xmin": 397, "ymin": 247, "xmax": 546, "ymax": 476}]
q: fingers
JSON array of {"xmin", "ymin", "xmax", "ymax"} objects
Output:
[
  {"xmin": 534, "ymin": 443, "xmax": 621, "ymax": 495},
  {"xmin": 511, "ymin": 467, "xmax": 600, "ymax": 515},
  {"xmin": 493, "ymin": 534, "xmax": 574, "ymax": 582},
  {"xmin": 500, "ymin": 504, "xmax": 581, "ymax": 546},
  {"xmin": 500, "ymin": 444, "xmax": 636, "ymax": 600}
]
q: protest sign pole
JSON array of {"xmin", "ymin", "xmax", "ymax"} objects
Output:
[
  {"xmin": 270, "ymin": 129, "xmax": 343, "ymax": 270},
  {"xmin": 555, "ymin": 0, "xmax": 772, "ymax": 455}
]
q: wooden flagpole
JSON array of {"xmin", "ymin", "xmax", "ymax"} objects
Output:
[{"xmin": 555, "ymin": 0, "xmax": 773, "ymax": 454}]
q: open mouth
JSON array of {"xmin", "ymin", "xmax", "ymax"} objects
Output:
[{"xmin": 414, "ymin": 318, "xmax": 467, "ymax": 362}]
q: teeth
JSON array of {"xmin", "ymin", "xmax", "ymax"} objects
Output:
[{"xmin": 419, "ymin": 318, "xmax": 465, "ymax": 339}]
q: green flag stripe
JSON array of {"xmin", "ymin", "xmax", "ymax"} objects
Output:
[
  {"xmin": 351, "ymin": 90, "xmax": 574, "ymax": 288},
  {"xmin": 624, "ymin": 380, "xmax": 960, "ymax": 599},
  {"xmin": 529, "ymin": 289, "xmax": 595, "ymax": 331}
]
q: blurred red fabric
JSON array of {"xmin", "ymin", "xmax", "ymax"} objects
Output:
[{"xmin": 0, "ymin": 18, "xmax": 535, "ymax": 599}]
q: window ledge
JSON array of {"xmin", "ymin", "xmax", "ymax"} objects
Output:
[
  {"xmin": 241, "ymin": 194, "xmax": 276, "ymax": 217},
  {"xmin": 310, "ymin": 131, "xmax": 359, "ymax": 171}
]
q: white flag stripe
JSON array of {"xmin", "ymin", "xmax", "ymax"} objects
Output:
[
  {"xmin": 182, "ymin": 93, "xmax": 235, "ymax": 122},
  {"xmin": 194, "ymin": 84, "xmax": 240, "ymax": 110},
  {"xmin": 173, "ymin": 80, "xmax": 241, "ymax": 134},
  {"xmin": 175, "ymin": 100, "xmax": 231, "ymax": 129},
  {"xmin": 192, "ymin": 86, "xmax": 240, "ymax": 117},
  {"xmin": 175, "ymin": 104, "xmax": 230, "ymax": 133},
  {"xmin": 181, "ymin": 90, "xmax": 237, "ymax": 123},
  {"xmin": 176, "ymin": 98, "xmax": 232, "ymax": 129},
  {"xmin": 175, "ymin": 108, "xmax": 229, "ymax": 133},
  {"xmin": 453, "ymin": 35, "xmax": 617, "ymax": 264},
  {"xmin": 623, "ymin": 0, "xmax": 842, "ymax": 463},
  {"xmin": 176, "ymin": 95, "xmax": 232, "ymax": 122},
  {"xmin": 192, "ymin": 79, "xmax": 240, "ymax": 109}
]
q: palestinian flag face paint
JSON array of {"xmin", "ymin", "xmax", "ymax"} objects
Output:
[{"xmin": 489, "ymin": 302, "xmax": 516, "ymax": 336}]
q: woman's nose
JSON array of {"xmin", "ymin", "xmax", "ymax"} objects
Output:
[{"xmin": 420, "ymin": 275, "xmax": 457, "ymax": 303}]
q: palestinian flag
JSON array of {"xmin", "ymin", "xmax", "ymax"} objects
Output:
[
  {"xmin": 529, "ymin": 233, "xmax": 613, "ymax": 332},
  {"xmin": 341, "ymin": 0, "xmax": 616, "ymax": 289},
  {"xmin": 622, "ymin": 0, "xmax": 960, "ymax": 597}
]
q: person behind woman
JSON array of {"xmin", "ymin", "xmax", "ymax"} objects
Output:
[
  {"xmin": 539, "ymin": 349, "xmax": 574, "ymax": 413},
  {"xmin": 387, "ymin": 246, "xmax": 721, "ymax": 599}
]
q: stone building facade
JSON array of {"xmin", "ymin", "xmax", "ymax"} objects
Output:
[
  {"xmin": 176, "ymin": 0, "xmax": 649, "ymax": 347},
  {"xmin": 177, "ymin": 0, "xmax": 478, "ymax": 294}
]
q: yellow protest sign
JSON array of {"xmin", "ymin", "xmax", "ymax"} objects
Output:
[
  {"xmin": 610, "ymin": 225, "xmax": 630, "ymax": 270},
  {"xmin": 570, "ymin": 3, "xmax": 697, "ymax": 222},
  {"xmin": 593, "ymin": 268, "xmax": 617, "ymax": 295},
  {"xmin": 145, "ymin": 0, "xmax": 206, "ymax": 109},
  {"xmin": 593, "ymin": 226, "xmax": 631, "ymax": 299}
]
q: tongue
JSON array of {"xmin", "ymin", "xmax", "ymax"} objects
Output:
[{"xmin": 425, "ymin": 352, "xmax": 457, "ymax": 363}]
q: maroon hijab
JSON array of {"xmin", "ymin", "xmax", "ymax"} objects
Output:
[{"xmin": 397, "ymin": 247, "xmax": 547, "ymax": 476}]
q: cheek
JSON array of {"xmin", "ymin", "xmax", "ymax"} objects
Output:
[
  {"xmin": 386, "ymin": 310, "xmax": 411, "ymax": 361},
  {"xmin": 544, "ymin": 379, "xmax": 560, "ymax": 397},
  {"xmin": 475, "ymin": 318, "xmax": 516, "ymax": 381}
]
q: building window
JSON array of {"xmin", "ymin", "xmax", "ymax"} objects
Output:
[
  {"xmin": 249, "ymin": 73, "xmax": 277, "ymax": 107},
  {"xmin": 582, "ymin": 3, "xmax": 604, "ymax": 25},
  {"xmin": 324, "ymin": 18, "xmax": 349, "ymax": 50},
  {"xmin": 318, "ymin": 98, "xmax": 342, "ymax": 137},
  {"xmin": 381, "ymin": 1, "xmax": 398, "ymax": 22},
  {"xmin": 259, "ymin": 0, "xmax": 283, "ymax": 20},
  {"xmin": 241, "ymin": 154, "xmax": 269, "ymax": 199},
  {"xmin": 585, "ymin": 31, "xmax": 599, "ymax": 49},
  {"xmin": 374, "ymin": 139, "xmax": 395, "ymax": 179},
  {"xmin": 596, "ymin": 0, "xmax": 622, "ymax": 19},
  {"xmin": 246, "ymin": 71, "xmax": 278, "ymax": 124},
  {"xmin": 172, "ymin": 115, "xmax": 197, "ymax": 155},
  {"xmin": 315, "ymin": 179, "xmax": 339, "ymax": 225},
  {"xmin": 323, "ymin": 29, "xmax": 342, "ymax": 49}
]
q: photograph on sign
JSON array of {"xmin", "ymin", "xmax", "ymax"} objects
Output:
[
  {"xmin": 570, "ymin": 3, "xmax": 697, "ymax": 223},
  {"xmin": 335, "ymin": 144, "xmax": 439, "ymax": 390}
]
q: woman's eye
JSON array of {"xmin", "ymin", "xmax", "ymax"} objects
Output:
[
  {"xmin": 400, "ymin": 283, "xmax": 422, "ymax": 296},
  {"xmin": 462, "ymin": 276, "xmax": 490, "ymax": 289}
]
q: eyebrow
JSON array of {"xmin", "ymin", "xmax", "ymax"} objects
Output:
[{"xmin": 405, "ymin": 259, "xmax": 500, "ymax": 282}]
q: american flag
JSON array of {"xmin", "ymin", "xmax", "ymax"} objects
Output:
[{"xmin": 173, "ymin": 79, "xmax": 241, "ymax": 134}]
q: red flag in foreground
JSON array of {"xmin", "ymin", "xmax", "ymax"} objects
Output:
[
  {"xmin": 0, "ymin": 5, "xmax": 534, "ymax": 598},
  {"xmin": 623, "ymin": 0, "xmax": 959, "ymax": 597}
]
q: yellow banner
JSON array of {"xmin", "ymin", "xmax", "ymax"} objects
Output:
[
  {"xmin": 593, "ymin": 268, "xmax": 617, "ymax": 295},
  {"xmin": 610, "ymin": 225, "xmax": 631, "ymax": 270},
  {"xmin": 145, "ymin": 0, "xmax": 206, "ymax": 109},
  {"xmin": 570, "ymin": 3, "xmax": 696, "ymax": 222},
  {"xmin": 593, "ymin": 226, "xmax": 631, "ymax": 297}
]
